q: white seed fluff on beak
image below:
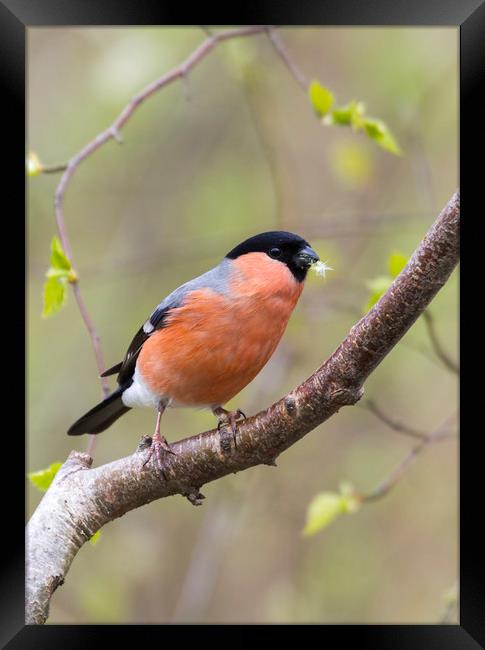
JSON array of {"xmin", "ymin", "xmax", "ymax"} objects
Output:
[{"xmin": 311, "ymin": 260, "xmax": 333, "ymax": 278}]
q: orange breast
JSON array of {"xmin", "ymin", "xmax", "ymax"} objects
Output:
[{"xmin": 137, "ymin": 253, "xmax": 303, "ymax": 407}]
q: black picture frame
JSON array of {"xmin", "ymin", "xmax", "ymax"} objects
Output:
[{"xmin": 4, "ymin": 0, "xmax": 481, "ymax": 646}]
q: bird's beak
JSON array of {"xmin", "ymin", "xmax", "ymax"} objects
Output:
[{"xmin": 294, "ymin": 245, "xmax": 320, "ymax": 269}]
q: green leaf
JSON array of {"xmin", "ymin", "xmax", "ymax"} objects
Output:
[
  {"xmin": 325, "ymin": 100, "xmax": 365, "ymax": 128},
  {"xmin": 42, "ymin": 236, "xmax": 75, "ymax": 318},
  {"xmin": 303, "ymin": 483, "xmax": 361, "ymax": 536},
  {"xmin": 46, "ymin": 267, "xmax": 71, "ymax": 279},
  {"xmin": 325, "ymin": 102, "xmax": 353, "ymax": 126},
  {"xmin": 388, "ymin": 251, "xmax": 408, "ymax": 278},
  {"xmin": 28, "ymin": 462, "xmax": 62, "ymax": 492},
  {"xmin": 50, "ymin": 236, "xmax": 72, "ymax": 271},
  {"xmin": 89, "ymin": 530, "xmax": 101, "ymax": 545},
  {"xmin": 42, "ymin": 276, "xmax": 67, "ymax": 318},
  {"xmin": 323, "ymin": 101, "xmax": 400, "ymax": 156},
  {"xmin": 349, "ymin": 101, "xmax": 366, "ymax": 130},
  {"xmin": 364, "ymin": 275, "xmax": 393, "ymax": 312},
  {"xmin": 303, "ymin": 492, "xmax": 346, "ymax": 536},
  {"xmin": 363, "ymin": 118, "xmax": 401, "ymax": 155},
  {"xmin": 308, "ymin": 80, "xmax": 335, "ymax": 117}
]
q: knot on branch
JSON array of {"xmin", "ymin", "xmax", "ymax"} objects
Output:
[
  {"xmin": 183, "ymin": 487, "xmax": 206, "ymax": 506},
  {"xmin": 329, "ymin": 385, "xmax": 364, "ymax": 407},
  {"xmin": 57, "ymin": 450, "xmax": 93, "ymax": 484},
  {"xmin": 264, "ymin": 458, "xmax": 278, "ymax": 467},
  {"xmin": 67, "ymin": 450, "xmax": 93, "ymax": 467},
  {"xmin": 284, "ymin": 396, "xmax": 297, "ymax": 416}
]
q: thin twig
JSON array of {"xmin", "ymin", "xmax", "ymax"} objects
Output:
[
  {"xmin": 41, "ymin": 162, "xmax": 68, "ymax": 174},
  {"xmin": 71, "ymin": 283, "xmax": 111, "ymax": 457},
  {"xmin": 361, "ymin": 413, "xmax": 457, "ymax": 503},
  {"xmin": 51, "ymin": 26, "xmax": 268, "ymax": 456},
  {"xmin": 266, "ymin": 27, "xmax": 308, "ymax": 90},
  {"xmin": 199, "ymin": 26, "xmax": 214, "ymax": 38},
  {"xmin": 423, "ymin": 309, "xmax": 459, "ymax": 374},
  {"xmin": 364, "ymin": 399, "xmax": 428, "ymax": 440}
]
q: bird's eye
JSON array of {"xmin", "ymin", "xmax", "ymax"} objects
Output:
[{"xmin": 269, "ymin": 247, "xmax": 282, "ymax": 259}]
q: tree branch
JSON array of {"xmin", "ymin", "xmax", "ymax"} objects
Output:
[
  {"xmin": 39, "ymin": 162, "xmax": 68, "ymax": 174},
  {"xmin": 363, "ymin": 398, "xmax": 429, "ymax": 440},
  {"xmin": 422, "ymin": 309, "xmax": 459, "ymax": 374},
  {"xmin": 26, "ymin": 191, "xmax": 459, "ymax": 624},
  {"xmin": 360, "ymin": 412, "xmax": 457, "ymax": 503},
  {"xmin": 266, "ymin": 27, "xmax": 309, "ymax": 89}
]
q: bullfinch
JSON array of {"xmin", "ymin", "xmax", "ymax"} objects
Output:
[{"xmin": 68, "ymin": 231, "xmax": 323, "ymax": 474}]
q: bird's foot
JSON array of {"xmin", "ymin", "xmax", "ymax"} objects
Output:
[
  {"xmin": 142, "ymin": 431, "xmax": 176, "ymax": 481},
  {"xmin": 212, "ymin": 407, "xmax": 246, "ymax": 452}
]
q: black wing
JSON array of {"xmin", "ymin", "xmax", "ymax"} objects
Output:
[
  {"xmin": 110, "ymin": 304, "xmax": 172, "ymax": 386},
  {"xmin": 100, "ymin": 362, "xmax": 123, "ymax": 377}
]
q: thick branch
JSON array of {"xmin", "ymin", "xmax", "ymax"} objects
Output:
[{"xmin": 26, "ymin": 191, "xmax": 459, "ymax": 624}]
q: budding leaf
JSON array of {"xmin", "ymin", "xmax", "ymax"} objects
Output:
[
  {"xmin": 388, "ymin": 251, "xmax": 408, "ymax": 278},
  {"xmin": 51, "ymin": 236, "xmax": 72, "ymax": 271},
  {"xmin": 42, "ymin": 276, "xmax": 67, "ymax": 317},
  {"xmin": 303, "ymin": 492, "xmax": 346, "ymax": 536},
  {"xmin": 321, "ymin": 97, "xmax": 400, "ymax": 156},
  {"xmin": 363, "ymin": 118, "xmax": 401, "ymax": 155},
  {"xmin": 28, "ymin": 462, "xmax": 62, "ymax": 492},
  {"xmin": 42, "ymin": 236, "xmax": 74, "ymax": 318},
  {"xmin": 325, "ymin": 100, "xmax": 365, "ymax": 127},
  {"xmin": 309, "ymin": 80, "xmax": 335, "ymax": 117},
  {"xmin": 303, "ymin": 482, "xmax": 361, "ymax": 536}
]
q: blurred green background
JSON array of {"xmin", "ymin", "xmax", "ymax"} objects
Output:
[{"xmin": 27, "ymin": 27, "xmax": 458, "ymax": 624}]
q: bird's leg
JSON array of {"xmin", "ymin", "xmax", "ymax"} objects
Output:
[
  {"xmin": 143, "ymin": 402, "xmax": 175, "ymax": 480},
  {"xmin": 212, "ymin": 406, "xmax": 246, "ymax": 452}
]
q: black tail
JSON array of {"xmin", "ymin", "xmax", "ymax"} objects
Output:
[
  {"xmin": 100, "ymin": 361, "xmax": 123, "ymax": 377},
  {"xmin": 68, "ymin": 385, "xmax": 131, "ymax": 436}
]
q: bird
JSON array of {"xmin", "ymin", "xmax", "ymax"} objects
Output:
[{"xmin": 67, "ymin": 231, "xmax": 324, "ymax": 475}]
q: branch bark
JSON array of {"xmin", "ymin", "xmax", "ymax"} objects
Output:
[{"xmin": 26, "ymin": 191, "xmax": 459, "ymax": 624}]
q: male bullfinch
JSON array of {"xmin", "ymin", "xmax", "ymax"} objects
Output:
[{"xmin": 68, "ymin": 231, "xmax": 324, "ymax": 474}]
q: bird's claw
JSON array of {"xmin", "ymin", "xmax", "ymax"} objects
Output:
[
  {"xmin": 142, "ymin": 433, "xmax": 176, "ymax": 481},
  {"xmin": 215, "ymin": 408, "xmax": 246, "ymax": 452}
]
